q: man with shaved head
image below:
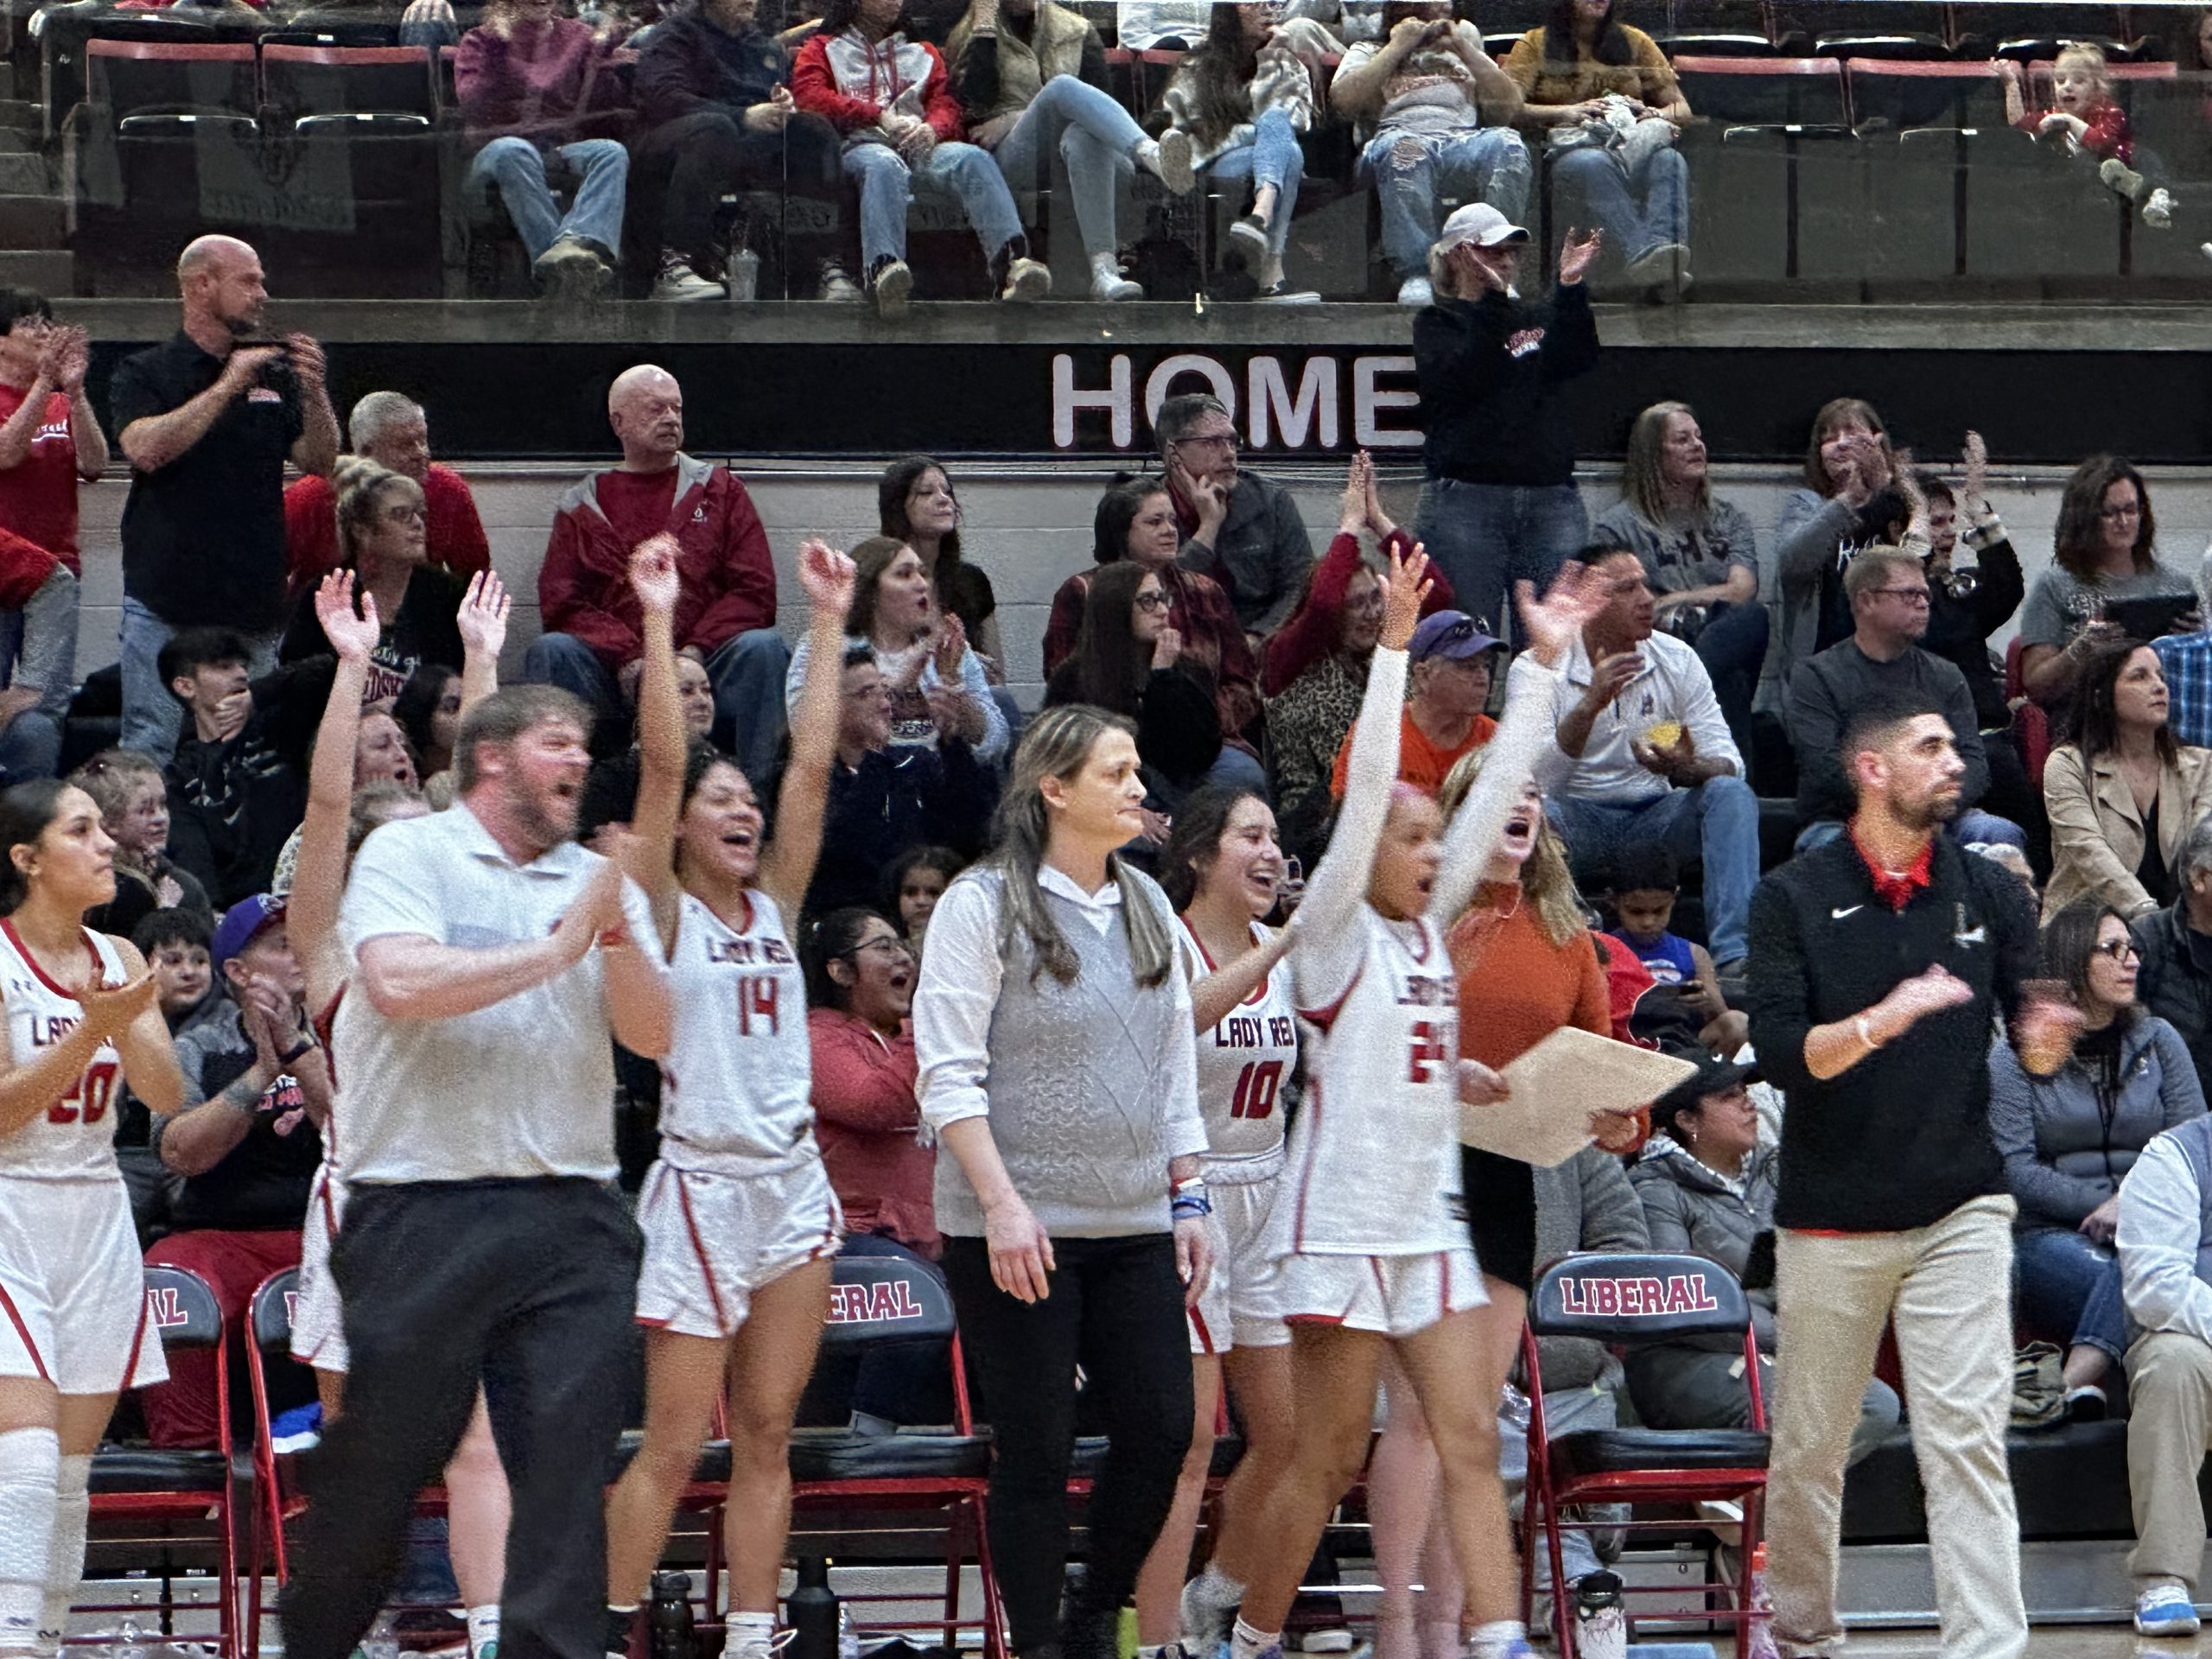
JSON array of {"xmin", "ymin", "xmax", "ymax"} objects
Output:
[
  {"xmin": 109, "ymin": 236, "xmax": 340, "ymax": 760},
  {"xmin": 525, "ymin": 364, "xmax": 786, "ymax": 779}
]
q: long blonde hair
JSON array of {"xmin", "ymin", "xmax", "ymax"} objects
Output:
[
  {"xmin": 985, "ymin": 705, "xmax": 1174, "ymax": 988},
  {"xmin": 1437, "ymin": 746, "xmax": 1587, "ymax": 947}
]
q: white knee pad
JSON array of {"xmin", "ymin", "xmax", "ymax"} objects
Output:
[
  {"xmin": 0, "ymin": 1427, "xmax": 61, "ymax": 1655},
  {"xmin": 40, "ymin": 1457, "xmax": 90, "ymax": 1652}
]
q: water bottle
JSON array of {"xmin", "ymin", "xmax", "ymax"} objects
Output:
[
  {"xmin": 836, "ymin": 1604, "xmax": 860, "ymax": 1659},
  {"xmin": 1573, "ymin": 1571, "xmax": 1626, "ymax": 1659},
  {"xmin": 359, "ymin": 1613, "xmax": 399, "ymax": 1659},
  {"xmin": 725, "ymin": 247, "xmax": 760, "ymax": 302},
  {"xmin": 1743, "ymin": 1542, "xmax": 1780, "ymax": 1659},
  {"xmin": 649, "ymin": 1572, "xmax": 696, "ymax": 1659},
  {"xmin": 787, "ymin": 1557, "xmax": 838, "ymax": 1659}
]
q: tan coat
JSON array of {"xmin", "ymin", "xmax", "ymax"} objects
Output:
[
  {"xmin": 947, "ymin": 0, "xmax": 1093, "ymax": 143},
  {"xmin": 2043, "ymin": 741, "xmax": 2212, "ymax": 921}
]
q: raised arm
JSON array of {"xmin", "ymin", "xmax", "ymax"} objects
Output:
[
  {"xmin": 455, "ymin": 569, "xmax": 511, "ymax": 719},
  {"xmin": 759, "ymin": 540, "xmax": 859, "ymax": 918},
  {"xmin": 626, "ymin": 534, "xmax": 690, "ymax": 953},
  {"xmin": 289, "ymin": 573, "xmax": 379, "ymax": 1005},
  {"xmin": 1427, "ymin": 565, "xmax": 1602, "ymax": 926}
]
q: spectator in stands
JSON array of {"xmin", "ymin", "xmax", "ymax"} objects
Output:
[
  {"xmin": 0, "ymin": 290, "xmax": 99, "ymax": 781},
  {"xmin": 161, "ymin": 630, "xmax": 316, "ymax": 909},
  {"xmin": 137, "ymin": 906, "xmax": 221, "ymax": 1039},
  {"xmin": 1500, "ymin": 0, "xmax": 1689, "ymax": 298},
  {"xmin": 807, "ymin": 644, "xmax": 993, "ymax": 915},
  {"xmin": 1535, "ymin": 546, "xmax": 1758, "ymax": 975},
  {"xmin": 1046, "ymin": 563, "xmax": 1235, "ymax": 818},
  {"xmin": 880, "ymin": 457, "xmax": 1006, "ymax": 676},
  {"xmin": 2133, "ymin": 817, "xmax": 2212, "ymax": 1108},
  {"xmin": 2113, "ymin": 1069, "xmax": 2212, "ymax": 1636},
  {"xmin": 1154, "ymin": 393, "xmax": 1314, "ymax": 641},
  {"xmin": 2020, "ymin": 455, "xmax": 2201, "ymax": 709},
  {"xmin": 626, "ymin": 0, "xmax": 844, "ymax": 300},
  {"xmin": 1605, "ymin": 842, "xmax": 1739, "ymax": 1053},
  {"xmin": 787, "ymin": 537, "xmax": 1008, "ymax": 763},
  {"xmin": 1788, "ymin": 545, "xmax": 2025, "ymax": 854},
  {"xmin": 111, "ymin": 237, "xmax": 340, "ymax": 762},
  {"xmin": 353, "ymin": 709, "xmax": 421, "ymax": 792},
  {"xmin": 529, "ymin": 364, "xmax": 789, "ymax": 780},
  {"xmin": 947, "ymin": 0, "xmax": 1198, "ymax": 301},
  {"xmin": 72, "ymin": 749, "xmax": 212, "ymax": 940},
  {"xmin": 1592, "ymin": 401, "xmax": 1764, "ymax": 761},
  {"xmin": 2152, "ymin": 550, "xmax": 2212, "ymax": 750},
  {"xmin": 1918, "ymin": 440, "xmax": 2024, "ymax": 734},
  {"xmin": 283, "ymin": 392, "xmax": 491, "ymax": 601},
  {"xmin": 1628, "ymin": 1052, "xmax": 1900, "ymax": 1464},
  {"xmin": 2005, "ymin": 43, "xmax": 2173, "ymax": 230},
  {"xmin": 1770, "ymin": 397, "xmax": 1906, "ymax": 705},
  {"xmin": 281, "ymin": 458, "xmax": 467, "ymax": 705},
  {"xmin": 142, "ymin": 893, "xmax": 332, "ymax": 1448},
  {"xmin": 791, "ymin": 0, "xmax": 1052, "ymax": 315},
  {"xmin": 1327, "ymin": 609, "xmax": 1497, "ymax": 800},
  {"xmin": 887, "ymin": 842, "xmax": 963, "ymax": 950},
  {"xmin": 2044, "ymin": 640, "xmax": 2212, "ymax": 924},
  {"xmin": 1330, "ymin": 2, "xmax": 1527, "ymax": 308},
  {"xmin": 1046, "ymin": 477, "xmax": 1262, "ymax": 742},
  {"xmin": 455, "ymin": 0, "xmax": 633, "ymax": 299},
  {"xmin": 1114, "ymin": 0, "xmax": 1206, "ymax": 49},
  {"xmin": 1262, "ymin": 453, "xmax": 1427, "ymax": 698},
  {"xmin": 1161, "ymin": 3, "xmax": 1336, "ymax": 300},
  {"xmin": 1411, "ymin": 204, "xmax": 1600, "ymax": 641},
  {"xmin": 1993, "ymin": 898, "xmax": 2204, "ymax": 1421},
  {"xmin": 394, "ymin": 664, "xmax": 464, "ymax": 783}
]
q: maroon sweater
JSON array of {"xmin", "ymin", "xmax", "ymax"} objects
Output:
[{"xmin": 456, "ymin": 16, "xmax": 628, "ymax": 148}]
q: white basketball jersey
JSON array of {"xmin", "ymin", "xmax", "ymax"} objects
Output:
[
  {"xmin": 1179, "ymin": 918, "xmax": 1298, "ymax": 1171},
  {"xmin": 0, "ymin": 921, "xmax": 127, "ymax": 1182},
  {"xmin": 659, "ymin": 889, "xmax": 816, "ymax": 1173},
  {"xmin": 1282, "ymin": 908, "xmax": 1465, "ymax": 1256}
]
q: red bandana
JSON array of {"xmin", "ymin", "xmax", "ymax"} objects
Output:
[{"xmin": 1851, "ymin": 826, "xmax": 1934, "ymax": 912}]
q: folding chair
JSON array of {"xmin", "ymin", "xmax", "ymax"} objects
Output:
[
  {"xmin": 77, "ymin": 1265, "xmax": 240, "ymax": 1659},
  {"xmin": 1519, "ymin": 1252, "xmax": 1769, "ymax": 1659}
]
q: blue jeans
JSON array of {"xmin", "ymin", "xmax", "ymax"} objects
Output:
[
  {"xmin": 1362, "ymin": 125, "xmax": 1531, "ymax": 281},
  {"xmin": 2015, "ymin": 1225, "xmax": 2131, "ymax": 1364},
  {"xmin": 1201, "ymin": 106, "xmax": 1304, "ymax": 264},
  {"xmin": 118, "ymin": 594, "xmax": 280, "ymax": 765},
  {"xmin": 991, "ymin": 75, "xmax": 1147, "ymax": 259},
  {"xmin": 467, "ymin": 135, "xmax": 628, "ymax": 264},
  {"xmin": 1413, "ymin": 478, "xmax": 1588, "ymax": 641},
  {"xmin": 1550, "ymin": 143, "xmax": 1689, "ymax": 264},
  {"xmin": 1546, "ymin": 779, "xmax": 1760, "ymax": 963},
  {"xmin": 523, "ymin": 627, "xmax": 791, "ymax": 788},
  {"xmin": 0, "ymin": 567, "xmax": 76, "ymax": 781},
  {"xmin": 845, "ymin": 139, "xmax": 1025, "ymax": 271},
  {"xmin": 1795, "ymin": 809, "xmax": 2028, "ymax": 858},
  {"xmin": 1690, "ymin": 600, "xmax": 1769, "ymax": 766}
]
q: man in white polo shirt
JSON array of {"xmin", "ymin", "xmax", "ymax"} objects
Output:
[{"xmin": 278, "ymin": 683, "xmax": 673, "ymax": 1659}]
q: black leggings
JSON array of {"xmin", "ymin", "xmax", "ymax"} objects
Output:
[{"xmin": 944, "ymin": 1233, "xmax": 1194, "ymax": 1653}]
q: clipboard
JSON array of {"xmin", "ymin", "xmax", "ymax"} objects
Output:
[{"xmin": 1459, "ymin": 1027, "xmax": 1699, "ymax": 1168}]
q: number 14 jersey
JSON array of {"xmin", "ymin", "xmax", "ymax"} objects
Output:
[
  {"xmin": 1179, "ymin": 918, "xmax": 1298, "ymax": 1171},
  {"xmin": 658, "ymin": 890, "xmax": 816, "ymax": 1173},
  {"xmin": 0, "ymin": 920, "xmax": 126, "ymax": 1181}
]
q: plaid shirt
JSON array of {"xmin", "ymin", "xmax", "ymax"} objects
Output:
[{"xmin": 2154, "ymin": 631, "xmax": 2212, "ymax": 749}]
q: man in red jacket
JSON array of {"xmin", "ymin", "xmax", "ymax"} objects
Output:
[
  {"xmin": 282, "ymin": 391, "xmax": 492, "ymax": 601},
  {"xmin": 525, "ymin": 363, "xmax": 788, "ymax": 779}
]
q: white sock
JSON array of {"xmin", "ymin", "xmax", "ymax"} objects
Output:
[
  {"xmin": 726, "ymin": 1611, "xmax": 776, "ymax": 1652},
  {"xmin": 1135, "ymin": 137, "xmax": 1163, "ymax": 177},
  {"xmin": 1190, "ymin": 1566, "xmax": 1245, "ymax": 1609},
  {"xmin": 0, "ymin": 1427, "xmax": 60, "ymax": 1656},
  {"xmin": 1462, "ymin": 1620, "xmax": 1525, "ymax": 1656},
  {"xmin": 465, "ymin": 1605, "xmax": 499, "ymax": 1659},
  {"xmin": 35, "ymin": 1457, "xmax": 86, "ymax": 1656},
  {"xmin": 1229, "ymin": 1617, "xmax": 1278, "ymax": 1659}
]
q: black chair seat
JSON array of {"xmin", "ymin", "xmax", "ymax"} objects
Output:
[
  {"xmin": 91, "ymin": 1446, "xmax": 230, "ymax": 1493},
  {"xmin": 790, "ymin": 1428, "xmax": 991, "ymax": 1483},
  {"xmin": 1548, "ymin": 1427, "xmax": 1770, "ymax": 1480}
]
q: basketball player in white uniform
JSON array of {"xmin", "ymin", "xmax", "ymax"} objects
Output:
[
  {"xmin": 1213, "ymin": 561, "xmax": 1605, "ymax": 1659},
  {"xmin": 602, "ymin": 535, "xmax": 857, "ymax": 1659},
  {"xmin": 283, "ymin": 571, "xmax": 513, "ymax": 1659},
  {"xmin": 0, "ymin": 779, "xmax": 182, "ymax": 1659}
]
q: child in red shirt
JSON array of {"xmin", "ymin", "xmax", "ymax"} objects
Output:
[{"xmin": 2006, "ymin": 43, "xmax": 2174, "ymax": 228}]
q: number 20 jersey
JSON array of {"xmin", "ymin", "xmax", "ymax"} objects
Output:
[
  {"xmin": 0, "ymin": 921, "xmax": 126, "ymax": 1182},
  {"xmin": 658, "ymin": 890, "xmax": 816, "ymax": 1174},
  {"xmin": 1179, "ymin": 918, "xmax": 1298, "ymax": 1171},
  {"xmin": 1282, "ymin": 909, "xmax": 1465, "ymax": 1256}
]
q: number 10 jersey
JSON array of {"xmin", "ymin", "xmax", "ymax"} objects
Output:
[{"xmin": 1179, "ymin": 917, "xmax": 1298, "ymax": 1173}]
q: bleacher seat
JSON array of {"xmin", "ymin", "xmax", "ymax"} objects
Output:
[
  {"xmin": 261, "ymin": 41, "xmax": 434, "ymax": 132},
  {"xmin": 1777, "ymin": 2, "xmax": 1950, "ymax": 59},
  {"xmin": 1673, "ymin": 57, "xmax": 1858, "ymax": 288},
  {"xmin": 84, "ymin": 35, "xmax": 257, "ymax": 136},
  {"xmin": 1847, "ymin": 56, "xmax": 2016, "ymax": 128},
  {"xmin": 1674, "ymin": 54, "xmax": 1850, "ymax": 128},
  {"xmin": 1953, "ymin": 3, "xmax": 2142, "ymax": 61}
]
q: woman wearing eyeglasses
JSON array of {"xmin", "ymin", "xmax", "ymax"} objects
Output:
[
  {"xmin": 2044, "ymin": 640, "xmax": 2212, "ymax": 924},
  {"xmin": 2018, "ymin": 455, "xmax": 2201, "ymax": 709},
  {"xmin": 1990, "ymin": 899, "xmax": 2207, "ymax": 1419}
]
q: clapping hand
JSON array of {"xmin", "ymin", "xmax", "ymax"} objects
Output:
[
  {"xmin": 1514, "ymin": 562, "xmax": 1606, "ymax": 668},
  {"xmin": 1557, "ymin": 226, "xmax": 1602, "ymax": 286},
  {"xmin": 314, "ymin": 571, "xmax": 382, "ymax": 664},
  {"xmin": 1961, "ymin": 429, "xmax": 1989, "ymax": 513},
  {"xmin": 284, "ymin": 333, "xmax": 327, "ymax": 390},
  {"xmin": 76, "ymin": 973, "xmax": 160, "ymax": 1043},
  {"xmin": 933, "ymin": 613, "xmax": 969, "ymax": 682},
  {"xmin": 457, "ymin": 569, "xmax": 511, "ymax": 659},
  {"xmin": 1376, "ymin": 539, "xmax": 1433, "ymax": 653},
  {"xmin": 797, "ymin": 536, "xmax": 857, "ymax": 620},
  {"xmin": 1338, "ymin": 450, "xmax": 1372, "ymax": 536}
]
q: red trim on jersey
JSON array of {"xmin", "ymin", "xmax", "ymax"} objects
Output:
[
  {"xmin": 1437, "ymin": 1250, "xmax": 1450, "ymax": 1325},
  {"xmin": 1179, "ymin": 915, "xmax": 1273, "ymax": 1007},
  {"xmin": 1187, "ymin": 1304, "xmax": 1218, "ymax": 1355},
  {"xmin": 1295, "ymin": 962, "xmax": 1364, "ymax": 1033},
  {"xmin": 1284, "ymin": 1312, "xmax": 1348, "ymax": 1325},
  {"xmin": 1403, "ymin": 922, "xmax": 1432, "ymax": 966},
  {"xmin": 635, "ymin": 1315, "xmax": 672, "ymax": 1329},
  {"xmin": 0, "ymin": 1279, "xmax": 50, "ymax": 1382},
  {"xmin": 1290, "ymin": 1076, "xmax": 1325, "ymax": 1249},
  {"xmin": 3, "ymin": 918, "xmax": 102, "ymax": 1001},
  {"xmin": 317, "ymin": 1174, "xmax": 340, "ymax": 1238},
  {"xmin": 671, "ymin": 1170, "xmax": 731, "ymax": 1332},
  {"xmin": 119, "ymin": 1287, "xmax": 153, "ymax": 1389}
]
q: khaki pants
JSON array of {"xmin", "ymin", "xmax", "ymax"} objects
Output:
[
  {"xmin": 2125, "ymin": 1329, "xmax": 2212, "ymax": 1589},
  {"xmin": 1767, "ymin": 1195, "xmax": 2025, "ymax": 1659}
]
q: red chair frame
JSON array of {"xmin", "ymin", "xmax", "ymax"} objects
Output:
[{"xmin": 1518, "ymin": 1252, "xmax": 1770, "ymax": 1658}]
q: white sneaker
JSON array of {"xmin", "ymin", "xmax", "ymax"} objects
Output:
[
  {"xmin": 819, "ymin": 263, "xmax": 862, "ymax": 302},
  {"xmin": 1395, "ymin": 275, "xmax": 1433, "ymax": 308},
  {"xmin": 652, "ymin": 251, "xmax": 725, "ymax": 302},
  {"xmin": 1257, "ymin": 284, "xmax": 1321, "ymax": 303},
  {"xmin": 2145, "ymin": 185, "xmax": 2176, "ymax": 228},
  {"xmin": 2135, "ymin": 1579, "xmax": 2201, "ymax": 1637},
  {"xmin": 1296, "ymin": 1632, "xmax": 1354, "ymax": 1654},
  {"xmin": 870, "ymin": 257, "xmax": 912, "ymax": 317},
  {"xmin": 1090, "ymin": 255, "xmax": 1143, "ymax": 301},
  {"xmin": 1000, "ymin": 255, "xmax": 1052, "ymax": 302},
  {"xmin": 1153, "ymin": 126, "xmax": 1195, "ymax": 194}
]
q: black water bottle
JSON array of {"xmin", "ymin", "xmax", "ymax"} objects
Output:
[
  {"xmin": 650, "ymin": 1570, "xmax": 697, "ymax": 1659},
  {"xmin": 787, "ymin": 1556, "xmax": 839, "ymax": 1659}
]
